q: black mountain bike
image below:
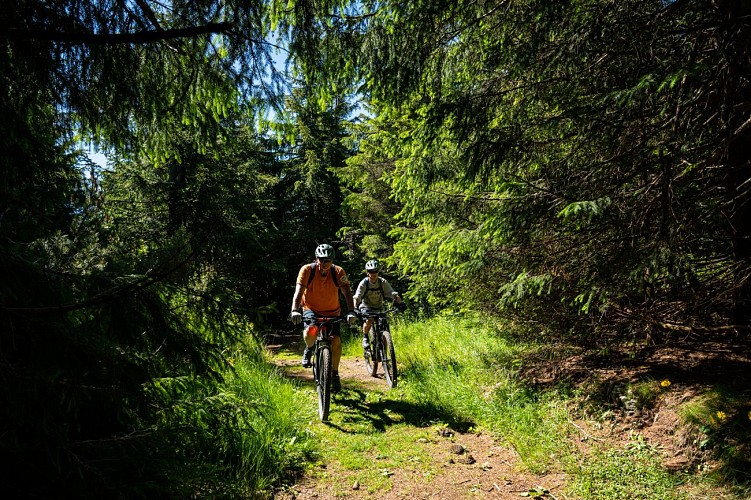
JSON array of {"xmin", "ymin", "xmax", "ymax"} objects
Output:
[
  {"xmin": 361, "ymin": 305, "xmax": 404, "ymax": 388},
  {"xmin": 304, "ymin": 315, "xmax": 344, "ymax": 421}
]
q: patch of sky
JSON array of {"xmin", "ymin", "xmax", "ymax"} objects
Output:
[{"xmin": 88, "ymin": 151, "xmax": 107, "ymax": 168}]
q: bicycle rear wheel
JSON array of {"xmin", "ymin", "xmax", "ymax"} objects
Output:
[
  {"xmin": 316, "ymin": 345, "xmax": 332, "ymax": 421},
  {"xmin": 364, "ymin": 330, "xmax": 378, "ymax": 377},
  {"xmin": 380, "ymin": 330, "xmax": 397, "ymax": 388}
]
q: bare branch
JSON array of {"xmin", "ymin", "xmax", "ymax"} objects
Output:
[{"xmin": 0, "ymin": 23, "xmax": 233, "ymax": 45}]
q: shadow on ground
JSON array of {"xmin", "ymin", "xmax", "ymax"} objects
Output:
[
  {"xmin": 263, "ymin": 328, "xmax": 475, "ymax": 434},
  {"xmin": 327, "ymin": 388, "xmax": 474, "ymax": 433}
]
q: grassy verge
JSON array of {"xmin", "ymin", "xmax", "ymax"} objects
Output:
[
  {"xmin": 221, "ymin": 340, "xmax": 317, "ymax": 494},
  {"xmin": 393, "ymin": 313, "xmax": 573, "ymax": 474}
]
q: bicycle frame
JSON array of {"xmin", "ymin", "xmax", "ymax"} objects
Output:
[
  {"xmin": 305, "ymin": 315, "xmax": 343, "ymax": 421},
  {"xmin": 361, "ymin": 307, "xmax": 400, "ymax": 388}
]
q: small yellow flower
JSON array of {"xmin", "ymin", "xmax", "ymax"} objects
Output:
[
  {"xmin": 660, "ymin": 379, "xmax": 671, "ymax": 388},
  {"xmin": 716, "ymin": 411, "xmax": 727, "ymax": 422}
]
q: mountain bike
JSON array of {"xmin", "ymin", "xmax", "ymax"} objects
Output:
[
  {"xmin": 361, "ymin": 305, "xmax": 404, "ymax": 388},
  {"xmin": 304, "ymin": 315, "xmax": 344, "ymax": 422}
]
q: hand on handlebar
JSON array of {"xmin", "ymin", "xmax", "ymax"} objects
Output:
[
  {"xmin": 290, "ymin": 310, "xmax": 303, "ymax": 325},
  {"xmin": 346, "ymin": 311, "xmax": 359, "ymax": 325}
]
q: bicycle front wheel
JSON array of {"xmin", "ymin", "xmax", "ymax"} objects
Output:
[
  {"xmin": 380, "ymin": 330, "xmax": 397, "ymax": 388},
  {"xmin": 316, "ymin": 345, "xmax": 332, "ymax": 421}
]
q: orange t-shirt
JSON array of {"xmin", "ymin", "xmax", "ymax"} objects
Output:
[{"xmin": 297, "ymin": 264, "xmax": 350, "ymax": 317}]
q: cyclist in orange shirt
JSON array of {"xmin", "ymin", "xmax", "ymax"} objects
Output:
[{"xmin": 290, "ymin": 244, "xmax": 357, "ymax": 392}]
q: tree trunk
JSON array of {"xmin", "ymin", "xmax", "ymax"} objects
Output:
[{"xmin": 719, "ymin": 0, "xmax": 751, "ymax": 327}]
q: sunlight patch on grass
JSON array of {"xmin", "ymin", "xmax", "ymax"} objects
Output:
[
  {"xmin": 392, "ymin": 313, "xmax": 575, "ymax": 473},
  {"xmin": 678, "ymin": 387, "xmax": 751, "ymax": 493},
  {"xmin": 568, "ymin": 438, "xmax": 682, "ymax": 499},
  {"xmin": 285, "ymin": 367, "xmax": 450, "ymax": 495}
]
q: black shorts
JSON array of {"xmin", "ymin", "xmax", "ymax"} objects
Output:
[
  {"xmin": 303, "ymin": 309, "xmax": 341, "ymax": 336},
  {"xmin": 358, "ymin": 306, "xmax": 383, "ymax": 315}
]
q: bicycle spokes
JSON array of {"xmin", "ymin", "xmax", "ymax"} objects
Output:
[
  {"xmin": 380, "ymin": 330, "xmax": 397, "ymax": 388},
  {"xmin": 316, "ymin": 345, "xmax": 332, "ymax": 421}
]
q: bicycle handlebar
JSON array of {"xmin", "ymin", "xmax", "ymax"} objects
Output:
[
  {"xmin": 303, "ymin": 315, "xmax": 346, "ymax": 325},
  {"xmin": 357, "ymin": 305, "xmax": 406, "ymax": 318}
]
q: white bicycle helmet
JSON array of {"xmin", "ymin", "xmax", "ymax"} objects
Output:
[
  {"xmin": 365, "ymin": 259, "xmax": 380, "ymax": 272},
  {"xmin": 315, "ymin": 244, "xmax": 336, "ymax": 259}
]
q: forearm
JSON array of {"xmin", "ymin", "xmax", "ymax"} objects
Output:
[
  {"xmin": 342, "ymin": 286, "xmax": 355, "ymax": 312},
  {"xmin": 291, "ymin": 285, "xmax": 304, "ymax": 313}
]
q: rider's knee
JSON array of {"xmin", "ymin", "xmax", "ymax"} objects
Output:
[{"xmin": 303, "ymin": 325, "xmax": 317, "ymax": 346}]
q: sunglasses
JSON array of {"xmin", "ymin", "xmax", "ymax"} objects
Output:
[
  {"xmin": 367, "ymin": 270, "xmax": 379, "ymax": 274},
  {"xmin": 320, "ymin": 258, "xmax": 333, "ymax": 264}
]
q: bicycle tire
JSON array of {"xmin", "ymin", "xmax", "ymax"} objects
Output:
[
  {"xmin": 364, "ymin": 330, "xmax": 378, "ymax": 377},
  {"xmin": 316, "ymin": 345, "xmax": 332, "ymax": 421},
  {"xmin": 380, "ymin": 330, "xmax": 398, "ymax": 388}
]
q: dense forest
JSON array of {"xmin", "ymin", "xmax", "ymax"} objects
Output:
[{"xmin": 1, "ymin": 0, "xmax": 749, "ymax": 496}]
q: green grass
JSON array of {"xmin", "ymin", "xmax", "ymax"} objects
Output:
[
  {"xmin": 678, "ymin": 388, "xmax": 751, "ymax": 496},
  {"xmin": 569, "ymin": 434, "xmax": 683, "ymax": 500},
  {"xmin": 216, "ymin": 339, "xmax": 317, "ymax": 494},
  {"xmin": 393, "ymin": 313, "xmax": 575, "ymax": 474}
]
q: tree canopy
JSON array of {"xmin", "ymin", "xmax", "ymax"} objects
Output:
[{"xmin": 280, "ymin": 0, "xmax": 751, "ymax": 337}]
